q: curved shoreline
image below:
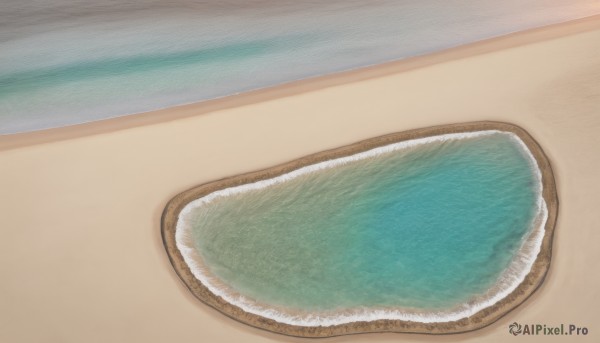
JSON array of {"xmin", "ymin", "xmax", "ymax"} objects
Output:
[
  {"xmin": 161, "ymin": 121, "xmax": 558, "ymax": 337},
  {"xmin": 175, "ymin": 131, "xmax": 546, "ymax": 325}
]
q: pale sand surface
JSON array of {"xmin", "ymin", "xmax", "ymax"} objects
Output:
[{"xmin": 1, "ymin": 16, "xmax": 599, "ymax": 342}]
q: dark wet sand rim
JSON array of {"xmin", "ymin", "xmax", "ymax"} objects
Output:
[{"xmin": 161, "ymin": 121, "xmax": 558, "ymax": 338}]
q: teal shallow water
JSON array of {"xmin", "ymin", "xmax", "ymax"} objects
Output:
[{"xmin": 180, "ymin": 132, "xmax": 542, "ymax": 321}]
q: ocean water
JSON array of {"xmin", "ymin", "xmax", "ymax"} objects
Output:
[
  {"xmin": 177, "ymin": 131, "xmax": 546, "ymax": 325},
  {"xmin": 2, "ymin": 1, "xmax": 600, "ymax": 133}
]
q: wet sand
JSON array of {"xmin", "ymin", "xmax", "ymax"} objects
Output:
[
  {"xmin": 163, "ymin": 122, "xmax": 558, "ymax": 337},
  {"xmin": 0, "ymin": 15, "xmax": 599, "ymax": 343}
]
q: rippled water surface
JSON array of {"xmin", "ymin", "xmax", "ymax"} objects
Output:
[{"xmin": 180, "ymin": 132, "xmax": 543, "ymax": 322}]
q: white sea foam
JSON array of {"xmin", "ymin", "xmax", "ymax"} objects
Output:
[{"xmin": 175, "ymin": 130, "xmax": 548, "ymax": 326}]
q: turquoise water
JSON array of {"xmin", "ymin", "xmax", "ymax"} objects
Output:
[
  {"xmin": 0, "ymin": 37, "xmax": 310, "ymax": 97},
  {"xmin": 182, "ymin": 132, "xmax": 541, "ymax": 320},
  {"xmin": 2, "ymin": 0, "xmax": 599, "ymax": 133}
]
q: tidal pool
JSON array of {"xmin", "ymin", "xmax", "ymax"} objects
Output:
[{"xmin": 162, "ymin": 123, "xmax": 557, "ymax": 336}]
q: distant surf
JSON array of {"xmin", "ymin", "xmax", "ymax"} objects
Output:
[{"xmin": 2, "ymin": 0, "xmax": 600, "ymax": 133}]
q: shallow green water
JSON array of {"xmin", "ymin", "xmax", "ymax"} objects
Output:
[{"xmin": 185, "ymin": 132, "xmax": 540, "ymax": 318}]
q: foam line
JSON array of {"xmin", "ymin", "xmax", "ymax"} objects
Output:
[{"xmin": 175, "ymin": 130, "xmax": 547, "ymax": 326}]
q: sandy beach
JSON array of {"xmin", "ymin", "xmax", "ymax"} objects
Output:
[{"xmin": 1, "ymin": 15, "xmax": 599, "ymax": 343}]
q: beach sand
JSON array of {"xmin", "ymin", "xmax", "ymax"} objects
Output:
[{"xmin": 1, "ymin": 15, "xmax": 599, "ymax": 343}]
